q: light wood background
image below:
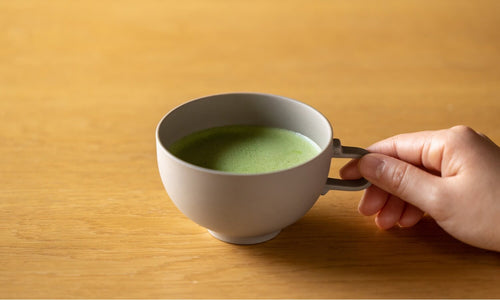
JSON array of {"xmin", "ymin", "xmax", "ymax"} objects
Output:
[{"xmin": 1, "ymin": 0, "xmax": 499, "ymax": 298}]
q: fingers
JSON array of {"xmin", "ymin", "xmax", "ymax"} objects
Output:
[
  {"xmin": 342, "ymin": 127, "xmax": 468, "ymax": 229},
  {"xmin": 365, "ymin": 125, "xmax": 496, "ymax": 176},
  {"xmin": 341, "ymin": 152, "xmax": 436, "ymax": 229},
  {"xmin": 340, "ymin": 155, "xmax": 427, "ymax": 229},
  {"xmin": 398, "ymin": 204, "xmax": 425, "ymax": 227},
  {"xmin": 339, "ymin": 159, "xmax": 361, "ymax": 179},
  {"xmin": 341, "ymin": 127, "xmax": 451, "ymax": 181},
  {"xmin": 358, "ymin": 185, "xmax": 388, "ymax": 216},
  {"xmin": 375, "ymin": 194, "xmax": 406, "ymax": 230},
  {"xmin": 367, "ymin": 130, "xmax": 445, "ymax": 174},
  {"xmin": 358, "ymin": 153, "xmax": 442, "ymax": 216},
  {"xmin": 360, "ymin": 189, "xmax": 425, "ymax": 229},
  {"xmin": 359, "ymin": 187, "xmax": 425, "ymax": 229}
]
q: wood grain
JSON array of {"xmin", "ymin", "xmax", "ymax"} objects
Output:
[{"xmin": 1, "ymin": 0, "xmax": 499, "ymax": 298}]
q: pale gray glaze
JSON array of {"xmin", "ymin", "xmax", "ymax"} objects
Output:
[{"xmin": 156, "ymin": 92, "xmax": 369, "ymax": 244}]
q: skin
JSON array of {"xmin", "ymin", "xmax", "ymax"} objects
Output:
[{"xmin": 340, "ymin": 125, "xmax": 500, "ymax": 252}]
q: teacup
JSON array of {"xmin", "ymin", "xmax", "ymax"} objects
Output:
[{"xmin": 156, "ymin": 92, "xmax": 370, "ymax": 244}]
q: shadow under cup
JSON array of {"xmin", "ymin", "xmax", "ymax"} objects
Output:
[{"xmin": 156, "ymin": 93, "xmax": 364, "ymax": 244}]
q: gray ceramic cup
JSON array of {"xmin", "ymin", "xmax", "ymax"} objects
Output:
[{"xmin": 156, "ymin": 93, "xmax": 370, "ymax": 244}]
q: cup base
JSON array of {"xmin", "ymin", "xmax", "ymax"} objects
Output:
[{"xmin": 208, "ymin": 229, "xmax": 281, "ymax": 245}]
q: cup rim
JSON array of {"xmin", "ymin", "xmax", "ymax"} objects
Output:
[{"xmin": 156, "ymin": 92, "xmax": 333, "ymax": 177}]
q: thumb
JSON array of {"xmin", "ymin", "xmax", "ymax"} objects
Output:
[{"xmin": 358, "ymin": 153, "xmax": 441, "ymax": 214}]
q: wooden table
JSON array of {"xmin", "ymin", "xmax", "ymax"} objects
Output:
[{"xmin": 1, "ymin": 1, "xmax": 499, "ymax": 298}]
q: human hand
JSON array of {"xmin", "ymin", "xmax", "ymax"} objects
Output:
[{"xmin": 340, "ymin": 125, "xmax": 500, "ymax": 251}]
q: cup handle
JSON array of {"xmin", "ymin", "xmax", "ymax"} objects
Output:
[{"xmin": 321, "ymin": 138, "xmax": 371, "ymax": 194}]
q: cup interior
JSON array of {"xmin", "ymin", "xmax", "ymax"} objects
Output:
[{"xmin": 157, "ymin": 93, "xmax": 332, "ymax": 155}]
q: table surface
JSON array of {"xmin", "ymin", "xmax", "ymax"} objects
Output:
[{"xmin": 1, "ymin": 1, "xmax": 500, "ymax": 298}]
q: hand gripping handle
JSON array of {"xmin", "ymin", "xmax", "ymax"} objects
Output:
[{"xmin": 322, "ymin": 138, "xmax": 371, "ymax": 194}]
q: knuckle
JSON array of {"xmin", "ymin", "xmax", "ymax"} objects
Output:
[
  {"xmin": 449, "ymin": 125, "xmax": 476, "ymax": 139},
  {"xmin": 450, "ymin": 124, "xmax": 474, "ymax": 134},
  {"xmin": 446, "ymin": 125, "xmax": 478, "ymax": 147}
]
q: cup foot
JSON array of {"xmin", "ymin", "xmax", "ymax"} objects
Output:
[{"xmin": 208, "ymin": 229, "xmax": 281, "ymax": 245}]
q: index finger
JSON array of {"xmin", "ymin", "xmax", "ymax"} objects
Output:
[{"xmin": 367, "ymin": 129, "xmax": 445, "ymax": 174}]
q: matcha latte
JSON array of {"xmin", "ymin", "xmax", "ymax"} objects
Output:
[{"xmin": 168, "ymin": 125, "xmax": 321, "ymax": 174}]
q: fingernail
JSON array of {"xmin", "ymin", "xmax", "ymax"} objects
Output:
[{"xmin": 359, "ymin": 154, "xmax": 385, "ymax": 180}]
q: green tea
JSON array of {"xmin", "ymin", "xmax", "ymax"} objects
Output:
[{"xmin": 169, "ymin": 125, "xmax": 321, "ymax": 174}]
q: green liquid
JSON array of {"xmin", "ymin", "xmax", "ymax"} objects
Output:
[{"xmin": 169, "ymin": 125, "xmax": 321, "ymax": 174}]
